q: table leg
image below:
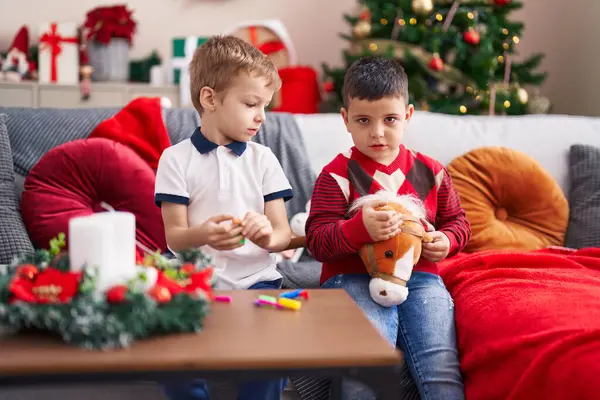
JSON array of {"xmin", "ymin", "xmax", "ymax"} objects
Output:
[
  {"xmin": 349, "ymin": 365, "xmax": 409, "ymax": 400},
  {"xmin": 329, "ymin": 377, "xmax": 343, "ymax": 400}
]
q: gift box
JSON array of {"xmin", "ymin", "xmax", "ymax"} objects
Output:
[
  {"xmin": 229, "ymin": 20, "xmax": 297, "ymax": 70},
  {"xmin": 272, "ymin": 66, "xmax": 320, "ymax": 114},
  {"xmin": 38, "ymin": 22, "xmax": 79, "ymax": 85},
  {"xmin": 171, "ymin": 36, "xmax": 208, "ymax": 106}
]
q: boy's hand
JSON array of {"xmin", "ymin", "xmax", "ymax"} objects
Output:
[
  {"xmin": 242, "ymin": 211, "xmax": 274, "ymax": 249},
  {"xmin": 421, "ymin": 231, "xmax": 450, "ymax": 262},
  {"xmin": 362, "ymin": 200, "xmax": 403, "ymax": 242},
  {"xmin": 199, "ymin": 214, "xmax": 245, "ymax": 251}
]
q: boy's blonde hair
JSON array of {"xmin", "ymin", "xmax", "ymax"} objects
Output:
[{"xmin": 189, "ymin": 35, "xmax": 282, "ymax": 114}]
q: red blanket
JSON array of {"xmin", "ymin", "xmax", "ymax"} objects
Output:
[{"xmin": 438, "ymin": 248, "xmax": 600, "ymax": 400}]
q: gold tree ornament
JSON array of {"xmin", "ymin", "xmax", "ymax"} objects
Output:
[
  {"xmin": 353, "ymin": 20, "xmax": 372, "ymax": 38},
  {"xmin": 517, "ymin": 87, "xmax": 529, "ymax": 104},
  {"xmin": 527, "ymin": 91, "xmax": 551, "ymax": 114},
  {"xmin": 412, "ymin": 0, "xmax": 434, "ymax": 16}
]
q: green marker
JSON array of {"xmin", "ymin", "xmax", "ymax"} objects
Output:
[{"xmin": 258, "ymin": 295, "xmax": 277, "ymax": 303}]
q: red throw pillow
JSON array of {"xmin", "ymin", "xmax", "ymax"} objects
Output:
[{"xmin": 21, "ymin": 138, "xmax": 167, "ymax": 253}]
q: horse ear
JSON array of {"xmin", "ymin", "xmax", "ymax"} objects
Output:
[{"xmin": 420, "ymin": 218, "xmax": 435, "ymax": 232}]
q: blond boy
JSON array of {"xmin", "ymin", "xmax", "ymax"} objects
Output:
[{"xmin": 155, "ymin": 35, "xmax": 291, "ymax": 400}]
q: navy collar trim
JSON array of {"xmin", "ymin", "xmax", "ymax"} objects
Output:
[{"xmin": 190, "ymin": 127, "xmax": 247, "ymax": 156}]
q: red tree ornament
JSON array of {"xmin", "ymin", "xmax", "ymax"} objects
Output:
[
  {"xmin": 359, "ymin": 7, "xmax": 371, "ymax": 21},
  {"xmin": 429, "ymin": 54, "xmax": 444, "ymax": 71},
  {"xmin": 463, "ymin": 28, "xmax": 480, "ymax": 45},
  {"xmin": 323, "ymin": 80, "xmax": 335, "ymax": 93}
]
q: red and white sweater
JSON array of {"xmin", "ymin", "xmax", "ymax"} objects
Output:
[{"xmin": 306, "ymin": 145, "xmax": 471, "ymax": 285}]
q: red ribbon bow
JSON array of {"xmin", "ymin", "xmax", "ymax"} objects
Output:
[{"xmin": 40, "ymin": 23, "xmax": 78, "ymax": 83}]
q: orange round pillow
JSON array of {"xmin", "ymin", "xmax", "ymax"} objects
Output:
[{"xmin": 447, "ymin": 147, "xmax": 569, "ymax": 252}]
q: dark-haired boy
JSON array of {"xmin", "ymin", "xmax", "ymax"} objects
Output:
[{"xmin": 306, "ymin": 56, "xmax": 470, "ymax": 400}]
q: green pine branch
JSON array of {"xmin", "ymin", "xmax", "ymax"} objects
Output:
[{"xmin": 322, "ymin": 0, "xmax": 547, "ymax": 115}]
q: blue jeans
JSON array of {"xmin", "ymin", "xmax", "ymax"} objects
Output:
[
  {"xmin": 322, "ymin": 272, "xmax": 464, "ymax": 400},
  {"xmin": 161, "ymin": 279, "xmax": 287, "ymax": 400}
]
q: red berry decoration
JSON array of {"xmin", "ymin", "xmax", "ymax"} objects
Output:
[
  {"xmin": 463, "ymin": 28, "xmax": 480, "ymax": 45},
  {"xmin": 150, "ymin": 285, "xmax": 172, "ymax": 303},
  {"xmin": 17, "ymin": 264, "xmax": 39, "ymax": 280},
  {"xmin": 107, "ymin": 285, "xmax": 128, "ymax": 303},
  {"xmin": 429, "ymin": 54, "xmax": 444, "ymax": 71},
  {"xmin": 180, "ymin": 263, "xmax": 195, "ymax": 274}
]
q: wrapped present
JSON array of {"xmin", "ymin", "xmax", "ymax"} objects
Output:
[
  {"xmin": 171, "ymin": 36, "xmax": 208, "ymax": 106},
  {"xmin": 228, "ymin": 20, "xmax": 297, "ymax": 70},
  {"xmin": 272, "ymin": 66, "xmax": 320, "ymax": 114},
  {"xmin": 38, "ymin": 22, "xmax": 80, "ymax": 85}
]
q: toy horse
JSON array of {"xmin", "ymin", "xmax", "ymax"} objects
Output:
[{"xmin": 349, "ymin": 190, "xmax": 433, "ymax": 307}]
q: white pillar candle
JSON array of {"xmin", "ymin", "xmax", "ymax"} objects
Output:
[{"xmin": 69, "ymin": 211, "xmax": 138, "ymax": 295}]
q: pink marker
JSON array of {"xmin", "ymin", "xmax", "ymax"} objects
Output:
[
  {"xmin": 214, "ymin": 295, "xmax": 231, "ymax": 303},
  {"xmin": 254, "ymin": 298, "xmax": 283, "ymax": 309}
]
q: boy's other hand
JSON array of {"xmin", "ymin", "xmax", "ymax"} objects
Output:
[
  {"xmin": 421, "ymin": 231, "xmax": 450, "ymax": 262},
  {"xmin": 362, "ymin": 200, "xmax": 403, "ymax": 242},
  {"xmin": 242, "ymin": 211, "xmax": 274, "ymax": 249},
  {"xmin": 200, "ymin": 214, "xmax": 245, "ymax": 251}
]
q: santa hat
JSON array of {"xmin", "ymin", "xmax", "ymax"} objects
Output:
[
  {"xmin": 226, "ymin": 20, "xmax": 297, "ymax": 65},
  {"xmin": 89, "ymin": 97, "xmax": 171, "ymax": 170},
  {"xmin": 8, "ymin": 25, "xmax": 29, "ymax": 55}
]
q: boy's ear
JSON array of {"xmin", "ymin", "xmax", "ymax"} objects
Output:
[
  {"xmin": 199, "ymin": 86, "xmax": 217, "ymax": 112},
  {"xmin": 405, "ymin": 103, "xmax": 415, "ymax": 123},
  {"xmin": 340, "ymin": 107, "xmax": 350, "ymax": 131}
]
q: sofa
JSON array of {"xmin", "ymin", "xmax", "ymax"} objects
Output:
[{"xmin": 1, "ymin": 104, "xmax": 600, "ymax": 400}]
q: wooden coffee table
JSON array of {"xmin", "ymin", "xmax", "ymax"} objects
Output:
[{"xmin": 0, "ymin": 289, "xmax": 406, "ymax": 399}]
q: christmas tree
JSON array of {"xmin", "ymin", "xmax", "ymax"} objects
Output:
[{"xmin": 321, "ymin": 0, "xmax": 551, "ymax": 115}]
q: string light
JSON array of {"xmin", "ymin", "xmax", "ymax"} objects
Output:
[
  {"xmin": 436, "ymin": 13, "xmax": 443, "ymax": 21},
  {"xmin": 467, "ymin": 12, "xmax": 474, "ymax": 19},
  {"xmin": 380, "ymin": 18, "xmax": 388, "ymax": 25},
  {"xmin": 409, "ymin": 17, "xmax": 417, "ymax": 25},
  {"xmin": 503, "ymin": 43, "xmax": 510, "ymax": 50},
  {"xmin": 504, "ymin": 100, "xmax": 511, "ymax": 108},
  {"xmin": 498, "ymin": 55, "xmax": 505, "ymax": 63},
  {"xmin": 399, "ymin": 18, "xmax": 406, "ymax": 26},
  {"xmin": 466, "ymin": 86, "xmax": 474, "ymax": 93},
  {"xmin": 502, "ymin": 28, "xmax": 509, "ymax": 35},
  {"xmin": 369, "ymin": 43, "xmax": 378, "ymax": 51},
  {"xmin": 512, "ymin": 36, "xmax": 520, "ymax": 44},
  {"xmin": 476, "ymin": 95, "xmax": 483, "ymax": 101},
  {"xmin": 459, "ymin": 105, "xmax": 467, "ymax": 114}
]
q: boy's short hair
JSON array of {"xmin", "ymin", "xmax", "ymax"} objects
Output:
[
  {"xmin": 342, "ymin": 56, "xmax": 409, "ymax": 108},
  {"xmin": 189, "ymin": 35, "xmax": 282, "ymax": 114}
]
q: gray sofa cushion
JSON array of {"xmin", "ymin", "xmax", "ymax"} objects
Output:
[
  {"xmin": 565, "ymin": 144, "xmax": 600, "ymax": 248},
  {"xmin": 0, "ymin": 107, "xmax": 119, "ymax": 175},
  {"xmin": 0, "ymin": 114, "xmax": 34, "ymax": 263}
]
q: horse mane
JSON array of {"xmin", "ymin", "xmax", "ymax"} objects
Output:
[{"xmin": 349, "ymin": 190, "xmax": 427, "ymax": 220}]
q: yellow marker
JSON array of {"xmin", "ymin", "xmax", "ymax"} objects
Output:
[{"xmin": 278, "ymin": 297, "xmax": 302, "ymax": 311}]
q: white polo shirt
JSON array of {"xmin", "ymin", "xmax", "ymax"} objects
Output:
[{"xmin": 154, "ymin": 128, "xmax": 293, "ymax": 289}]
